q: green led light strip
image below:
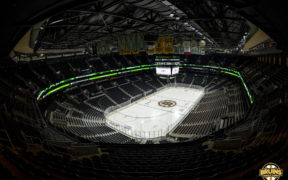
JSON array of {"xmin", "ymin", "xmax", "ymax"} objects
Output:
[
  {"xmin": 36, "ymin": 65, "xmax": 154, "ymax": 100},
  {"xmin": 130, "ymin": 67, "xmax": 150, "ymax": 72},
  {"xmin": 37, "ymin": 64, "xmax": 253, "ymax": 104},
  {"xmin": 47, "ymin": 83, "xmax": 70, "ymax": 95},
  {"xmin": 37, "ymin": 67, "xmax": 152, "ymax": 100},
  {"xmin": 225, "ymin": 71, "xmax": 239, "ymax": 78},
  {"xmin": 89, "ymin": 72, "xmax": 118, "ymax": 80}
]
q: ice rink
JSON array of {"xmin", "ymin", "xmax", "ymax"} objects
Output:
[{"xmin": 106, "ymin": 87, "xmax": 204, "ymax": 138}]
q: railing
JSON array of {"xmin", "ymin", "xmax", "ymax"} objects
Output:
[
  {"xmin": 104, "ymin": 83, "xmax": 205, "ymax": 139},
  {"xmin": 106, "ymin": 120, "xmax": 182, "ymax": 139}
]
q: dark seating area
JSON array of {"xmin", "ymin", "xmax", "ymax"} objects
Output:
[
  {"xmin": 120, "ymin": 83, "xmax": 143, "ymax": 96},
  {"xmin": 87, "ymin": 95, "xmax": 114, "ymax": 110},
  {"xmin": 170, "ymin": 86, "xmax": 242, "ymax": 138},
  {"xmin": 1, "ymin": 118, "xmax": 287, "ymax": 180},
  {"xmin": 134, "ymin": 81, "xmax": 155, "ymax": 92},
  {"xmin": 51, "ymin": 62, "xmax": 75, "ymax": 79},
  {"xmin": 106, "ymin": 87, "xmax": 130, "ymax": 104},
  {"xmin": 146, "ymin": 79, "xmax": 163, "ymax": 89},
  {"xmin": 183, "ymin": 74, "xmax": 194, "ymax": 84},
  {"xmin": 193, "ymin": 76, "xmax": 204, "ymax": 86},
  {"xmin": 87, "ymin": 58, "xmax": 106, "ymax": 72},
  {"xmin": 96, "ymin": 96, "xmax": 116, "ymax": 110},
  {"xmin": 69, "ymin": 59, "xmax": 90, "ymax": 71},
  {"xmin": 101, "ymin": 56, "xmax": 120, "ymax": 69}
]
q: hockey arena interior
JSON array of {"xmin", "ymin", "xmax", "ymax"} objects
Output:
[{"xmin": 1, "ymin": 0, "xmax": 288, "ymax": 179}]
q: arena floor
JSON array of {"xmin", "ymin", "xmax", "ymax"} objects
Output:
[{"xmin": 106, "ymin": 87, "xmax": 204, "ymax": 138}]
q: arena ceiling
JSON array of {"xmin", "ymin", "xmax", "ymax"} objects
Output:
[
  {"xmin": 34, "ymin": 0, "xmax": 249, "ymax": 50},
  {"xmin": 2, "ymin": 0, "xmax": 288, "ymax": 57}
]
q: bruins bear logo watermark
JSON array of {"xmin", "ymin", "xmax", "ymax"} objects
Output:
[
  {"xmin": 259, "ymin": 162, "xmax": 283, "ymax": 180},
  {"xmin": 158, "ymin": 100, "xmax": 176, "ymax": 107}
]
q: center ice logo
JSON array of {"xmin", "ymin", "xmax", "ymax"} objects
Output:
[{"xmin": 158, "ymin": 100, "xmax": 177, "ymax": 107}]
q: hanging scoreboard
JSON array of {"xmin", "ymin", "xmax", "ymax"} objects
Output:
[
  {"xmin": 155, "ymin": 54, "xmax": 180, "ymax": 76},
  {"xmin": 156, "ymin": 67, "xmax": 171, "ymax": 75},
  {"xmin": 172, "ymin": 67, "xmax": 179, "ymax": 75}
]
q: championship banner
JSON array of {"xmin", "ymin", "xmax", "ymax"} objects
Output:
[
  {"xmin": 183, "ymin": 41, "xmax": 191, "ymax": 55},
  {"xmin": 146, "ymin": 44, "xmax": 155, "ymax": 55},
  {"xmin": 164, "ymin": 37, "xmax": 174, "ymax": 54},
  {"xmin": 191, "ymin": 40, "xmax": 197, "ymax": 47},
  {"xmin": 96, "ymin": 41, "xmax": 111, "ymax": 56},
  {"xmin": 174, "ymin": 46, "xmax": 184, "ymax": 54},
  {"xmin": 191, "ymin": 47, "xmax": 205, "ymax": 55},
  {"xmin": 118, "ymin": 33, "xmax": 145, "ymax": 55},
  {"xmin": 154, "ymin": 37, "xmax": 165, "ymax": 53},
  {"xmin": 190, "ymin": 40, "xmax": 205, "ymax": 55},
  {"xmin": 149, "ymin": 37, "xmax": 174, "ymax": 54}
]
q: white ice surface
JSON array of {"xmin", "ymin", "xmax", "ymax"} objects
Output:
[{"xmin": 106, "ymin": 87, "xmax": 204, "ymax": 138}]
